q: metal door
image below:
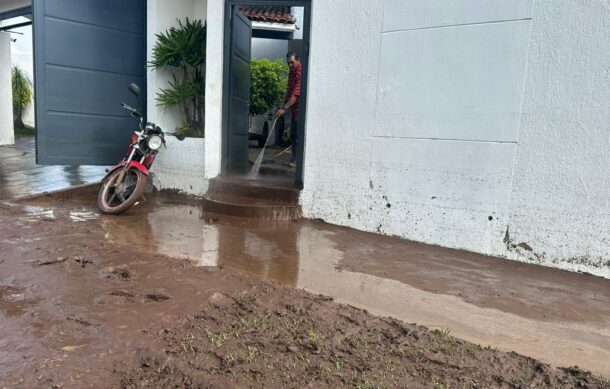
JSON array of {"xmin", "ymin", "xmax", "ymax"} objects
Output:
[
  {"xmin": 33, "ymin": 0, "xmax": 146, "ymax": 165},
  {"xmin": 225, "ymin": 8, "xmax": 252, "ymax": 175}
]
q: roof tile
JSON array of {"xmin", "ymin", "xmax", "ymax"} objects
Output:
[{"xmin": 238, "ymin": 6, "xmax": 296, "ymax": 25}]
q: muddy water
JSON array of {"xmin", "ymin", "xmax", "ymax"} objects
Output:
[{"xmin": 4, "ymin": 192, "xmax": 610, "ymax": 382}]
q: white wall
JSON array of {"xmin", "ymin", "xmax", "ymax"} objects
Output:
[
  {"xmin": 147, "ymin": 0, "xmax": 207, "ymax": 195},
  {"xmin": 505, "ymin": 0, "xmax": 610, "ymax": 276},
  {"xmin": 10, "ymin": 21, "xmax": 34, "ymax": 128},
  {"xmin": 299, "ymin": 0, "xmax": 610, "ymax": 278},
  {"xmin": 204, "ymin": 0, "xmax": 224, "ymax": 180},
  {"xmin": 0, "ymin": 32, "xmax": 14, "ymax": 145},
  {"xmin": 152, "ymin": 137, "xmax": 207, "ymax": 195},
  {"xmin": 147, "ymin": 0, "xmax": 207, "ymax": 135},
  {"xmin": 301, "ymin": 0, "xmax": 533, "ymax": 252}
]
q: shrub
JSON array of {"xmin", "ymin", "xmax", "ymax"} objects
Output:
[
  {"xmin": 250, "ymin": 59, "xmax": 288, "ymax": 117},
  {"xmin": 11, "ymin": 66, "xmax": 32, "ymax": 129},
  {"xmin": 150, "ymin": 18, "xmax": 206, "ymax": 137}
]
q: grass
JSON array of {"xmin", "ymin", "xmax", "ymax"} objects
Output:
[{"xmin": 14, "ymin": 125, "xmax": 36, "ymax": 138}]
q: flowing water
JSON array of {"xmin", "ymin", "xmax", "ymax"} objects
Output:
[{"xmin": 248, "ymin": 117, "xmax": 279, "ymax": 179}]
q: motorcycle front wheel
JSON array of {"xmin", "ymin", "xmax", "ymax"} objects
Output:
[{"xmin": 97, "ymin": 168, "xmax": 147, "ymax": 215}]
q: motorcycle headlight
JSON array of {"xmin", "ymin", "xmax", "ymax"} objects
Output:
[{"xmin": 148, "ymin": 135, "xmax": 163, "ymax": 150}]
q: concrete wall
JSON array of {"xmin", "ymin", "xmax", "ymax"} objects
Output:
[
  {"xmin": 203, "ymin": 0, "xmax": 224, "ymax": 180},
  {"xmin": 0, "ymin": 32, "xmax": 14, "ymax": 145},
  {"xmin": 298, "ymin": 0, "xmax": 609, "ymax": 278},
  {"xmin": 505, "ymin": 0, "xmax": 610, "ymax": 276},
  {"xmin": 152, "ymin": 137, "xmax": 207, "ymax": 195},
  {"xmin": 147, "ymin": 0, "xmax": 207, "ymax": 195}
]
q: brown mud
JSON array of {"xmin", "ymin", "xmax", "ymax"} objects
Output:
[{"xmin": 0, "ymin": 193, "xmax": 609, "ymax": 387}]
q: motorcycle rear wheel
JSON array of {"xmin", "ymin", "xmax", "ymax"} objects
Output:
[{"xmin": 97, "ymin": 168, "xmax": 147, "ymax": 215}]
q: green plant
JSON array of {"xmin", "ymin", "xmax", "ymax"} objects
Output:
[
  {"xmin": 250, "ymin": 58, "xmax": 288, "ymax": 117},
  {"xmin": 11, "ymin": 66, "xmax": 32, "ymax": 129},
  {"xmin": 150, "ymin": 18, "xmax": 206, "ymax": 137}
]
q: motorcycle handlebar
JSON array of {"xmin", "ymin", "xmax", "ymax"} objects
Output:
[{"xmin": 121, "ymin": 102, "xmax": 141, "ymax": 118}]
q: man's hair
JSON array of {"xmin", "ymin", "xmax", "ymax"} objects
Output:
[{"xmin": 286, "ymin": 51, "xmax": 299, "ymax": 60}]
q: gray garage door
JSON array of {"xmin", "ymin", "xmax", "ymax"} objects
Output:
[{"xmin": 33, "ymin": 0, "xmax": 146, "ymax": 165}]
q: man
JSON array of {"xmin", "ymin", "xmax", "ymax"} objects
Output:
[{"xmin": 276, "ymin": 51, "xmax": 302, "ymax": 168}]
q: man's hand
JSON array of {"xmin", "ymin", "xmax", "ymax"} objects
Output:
[{"xmin": 276, "ymin": 108, "xmax": 286, "ymax": 117}]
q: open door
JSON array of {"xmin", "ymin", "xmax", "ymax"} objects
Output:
[
  {"xmin": 33, "ymin": 0, "xmax": 146, "ymax": 165},
  {"xmin": 225, "ymin": 8, "xmax": 252, "ymax": 175}
]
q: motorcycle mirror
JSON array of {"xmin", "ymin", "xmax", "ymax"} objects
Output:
[
  {"xmin": 175, "ymin": 134, "xmax": 186, "ymax": 141},
  {"xmin": 128, "ymin": 83, "xmax": 140, "ymax": 97}
]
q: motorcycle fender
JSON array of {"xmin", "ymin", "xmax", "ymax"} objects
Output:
[{"xmin": 104, "ymin": 161, "xmax": 149, "ymax": 180}]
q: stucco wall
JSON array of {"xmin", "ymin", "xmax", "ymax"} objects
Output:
[
  {"xmin": 0, "ymin": 32, "xmax": 14, "ymax": 145},
  {"xmin": 147, "ymin": 0, "xmax": 207, "ymax": 195},
  {"xmin": 301, "ymin": 0, "xmax": 532, "ymax": 252},
  {"xmin": 504, "ymin": 0, "xmax": 610, "ymax": 277},
  {"xmin": 152, "ymin": 137, "xmax": 207, "ymax": 195},
  {"xmin": 299, "ymin": 0, "xmax": 609, "ymax": 277},
  {"xmin": 203, "ymin": 0, "xmax": 224, "ymax": 180}
]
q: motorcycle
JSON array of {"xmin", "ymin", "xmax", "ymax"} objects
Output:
[{"xmin": 97, "ymin": 83, "xmax": 185, "ymax": 215}]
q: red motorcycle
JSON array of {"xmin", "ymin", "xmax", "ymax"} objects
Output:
[{"xmin": 97, "ymin": 83, "xmax": 184, "ymax": 215}]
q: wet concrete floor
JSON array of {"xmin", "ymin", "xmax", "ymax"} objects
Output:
[
  {"xmin": 16, "ymin": 192, "xmax": 610, "ymax": 378},
  {"xmin": 0, "ymin": 138, "xmax": 106, "ymax": 200}
]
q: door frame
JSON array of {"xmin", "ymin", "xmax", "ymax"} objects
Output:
[
  {"xmin": 221, "ymin": 0, "xmax": 312, "ymax": 187},
  {"xmin": 0, "ymin": 6, "xmax": 31, "ymax": 21}
]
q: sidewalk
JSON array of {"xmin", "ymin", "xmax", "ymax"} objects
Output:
[{"xmin": 0, "ymin": 137, "xmax": 106, "ymax": 200}]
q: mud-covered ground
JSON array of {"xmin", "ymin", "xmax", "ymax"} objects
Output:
[{"xmin": 0, "ymin": 197, "xmax": 608, "ymax": 388}]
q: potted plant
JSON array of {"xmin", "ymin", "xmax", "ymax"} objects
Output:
[
  {"xmin": 12, "ymin": 66, "xmax": 33, "ymax": 132},
  {"xmin": 150, "ymin": 18, "xmax": 206, "ymax": 138}
]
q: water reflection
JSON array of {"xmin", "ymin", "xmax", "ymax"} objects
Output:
[{"xmin": 0, "ymin": 142, "xmax": 106, "ymax": 200}]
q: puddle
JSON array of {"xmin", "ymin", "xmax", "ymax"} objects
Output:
[
  {"xmin": 22, "ymin": 205, "xmax": 99, "ymax": 223},
  {"xmin": 22, "ymin": 205, "xmax": 56, "ymax": 221},
  {"xmin": 13, "ymin": 192, "xmax": 610, "ymax": 376},
  {"xmin": 0, "ymin": 286, "xmax": 38, "ymax": 317}
]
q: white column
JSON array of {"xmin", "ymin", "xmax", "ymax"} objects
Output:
[
  {"xmin": 0, "ymin": 32, "xmax": 14, "ymax": 145},
  {"xmin": 204, "ymin": 0, "xmax": 224, "ymax": 179}
]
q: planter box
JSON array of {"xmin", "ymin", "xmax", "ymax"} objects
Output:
[{"xmin": 151, "ymin": 136, "xmax": 207, "ymax": 196}]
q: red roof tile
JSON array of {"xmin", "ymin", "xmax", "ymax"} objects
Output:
[{"xmin": 237, "ymin": 6, "xmax": 295, "ymax": 25}]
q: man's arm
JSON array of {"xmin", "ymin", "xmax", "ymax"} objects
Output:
[
  {"xmin": 276, "ymin": 67, "xmax": 301, "ymax": 117},
  {"xmin": 277, "ymin": 95, "xmax": 298, "ymax": 116}
]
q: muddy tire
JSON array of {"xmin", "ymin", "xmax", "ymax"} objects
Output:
[{"xmin": 97, "ymin": 168, "xmax": 147, "ymax": 215}]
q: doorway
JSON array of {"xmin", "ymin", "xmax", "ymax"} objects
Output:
[
  {"xmin": 222, "ymin": 0, "xmax": 311, "ymax": 188},
  {"xmin": 0, "ymin": 6, "xmax": 33, "ymax": 148}
]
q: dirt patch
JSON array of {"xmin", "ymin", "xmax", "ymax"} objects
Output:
[
  {"xmin": 74, "ymin": 255, "xmax": 94, "ymax": 268},
  {"xmin": 143, "ymin": 292, "xmax": 171, "ymax": 303},
  {"xmin": 98, "ymin": 290, "xmax": 136, "ymax": 304},
  {"xmin": 102, "ymin": 265, "xmax": 136, "ymax": 281},
  {"xmin": 2, "ymin": 194, "xmax": 609, "ymax": 387},
  {"xmin": 118, "ymin": 288, "xmax": 609, "ymax": 388},
  {"xmin": 31, "ymin": 256, "xmax": 68, "ymax": 266}
]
